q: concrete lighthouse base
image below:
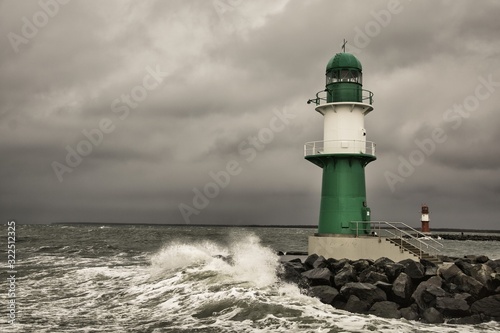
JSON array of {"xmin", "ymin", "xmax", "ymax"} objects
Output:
[{"xmin": 308, "ymin": 235, "xmax": 419, "ymax": 262}]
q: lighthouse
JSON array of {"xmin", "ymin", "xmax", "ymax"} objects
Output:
[
  {"xmin": 306, "ymin": 50, "xmax": 384, "ymax": 259},
  {"xmin": 306, "ymin": 51, "xmax": 375, "ymax": 235}
]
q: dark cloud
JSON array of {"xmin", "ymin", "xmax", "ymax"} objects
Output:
[{"xmin": 1, "ymin": 0, "xmax": 499, "ymax": 229}]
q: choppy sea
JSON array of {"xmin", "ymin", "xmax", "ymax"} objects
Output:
[{"xmin": 1, "ymin": 224, "xmax": 500, "ymax": 333}]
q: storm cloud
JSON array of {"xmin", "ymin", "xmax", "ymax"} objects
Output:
[{"xmin": 1, "ymin": 0, "xmax": 499, "ymax": 229}]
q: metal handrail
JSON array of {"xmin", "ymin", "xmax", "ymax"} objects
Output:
[
  {"xmin": 304, "ymin": 140, "xmax": 376, "ymax": 157},
  {"xmin": 307, "ymin": 88, "xmax": 374, "ymax": 106},
  {"xmin": 350, "ymin": 220, "xmax": 444, "ymax": 258}
]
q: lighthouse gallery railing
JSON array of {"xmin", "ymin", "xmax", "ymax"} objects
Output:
[
  {"xmin": 304, "ymin": 140, "xmax": 376, "ymax": 157},
  {"xmin": 307, "ymin": 88, "xmax": 374, "ymax": 106}
]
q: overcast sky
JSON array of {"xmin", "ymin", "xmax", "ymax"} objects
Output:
[{"xmin": 1, "ymin": 0, "xmax": 500, "ymax": 230}]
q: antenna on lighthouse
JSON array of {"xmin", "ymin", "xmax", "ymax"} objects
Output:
[{"xmin": 341, "ymin": 39, "xmax": 347, "ymax": 53}]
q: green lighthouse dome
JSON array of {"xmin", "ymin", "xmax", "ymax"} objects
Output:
[
  {"xmin": 326, "ymin": 52, "xmax": 362, "ymax": 72},
  {"xmin": 325, "ymin": 53, "xmax": 364, "ymax": 103}
]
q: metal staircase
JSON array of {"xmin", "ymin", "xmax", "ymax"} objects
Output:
[
  {"xmin": 386, "ymin": 237, "xmax": 442, "ymax": 264},
  {"xmin": 350, "ymin": 221, "xmax": 444, "ymax": 264}
]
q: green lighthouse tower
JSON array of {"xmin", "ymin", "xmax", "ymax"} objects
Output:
[{"xmin": 305, "ymin": 52, "xmax": 375, "ymax": 236}]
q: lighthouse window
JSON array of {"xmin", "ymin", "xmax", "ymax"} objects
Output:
[
  {"xmin": 326, "ymin": 70, "xmax": 339, "ymax": 84},
  {"xmin": 340, "ymin": 69, "xmax": 351, "ymax": 82}
]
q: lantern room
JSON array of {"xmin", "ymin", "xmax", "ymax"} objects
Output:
[{"xmin": 325, "ymin": 52, "xmax": 364, "ymax": 103}]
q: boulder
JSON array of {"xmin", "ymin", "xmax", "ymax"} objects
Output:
[
  {"xmin": 344, "ymin": 295, "xmax": 370, "ymax": 314},
  {"xmin": 470, "ymin": 294, "xmax": 500, "ymax": 318},
  {"xmin": 440, "ymin": 263, "xmax": 486, "ymax": 299},
  {"xmin": 373, "ymin": 281, "xmax": 393, "ymax": 295},
  {"xmin": 334, "ymin": 263, "xmax": 357, "ymax": 288},
  {"xmin": 455, "ymin": 259, "xmax": 474, "ymax": 276},
  {"xmin": 301, "ymin": 267, "xmax": 333, "ymax": 286},
  {"xmin": 399, "ymin": 259, "xmax": 425, "ymax": 281},
  {"xmin": 304, "ymin": 254, "xmax": 319, "ymax": 269},
  {"xmin": 278, "ymin": 262, "xmax": 309, "ymax": 289},
  {"xmin": 351, "ymin": 259, "xmax": 372, "ymax": 273},
  {"xmin": 454, "ymin": 274, "xmax": 486, "ymax": 299},
  {"xmin": 374, "ymin": 257, "xmax": 395, "ymax": 269},
  {"xmin": 400, "ymin": 304, "xmax": 420, "ymax": 321},
  {"xmin": 435, "ymin": 295, "xmax": 470, "ymax": 317},
  {"xmin": 312, "ymin": 255, "xmax": 328, "ymax": 269},
  {"xmin": 384, "ymin": 263, "xmax": 405, "ymax": 282},
  {"xmin": 420, "ymin": 259, "xmax": 438, "ymax": 278},
  {"xmin": 361, "ymin": 271, "xmax": 389, "ymax": 284},
  {"xmin": 421, "ymin": 307, "xmax": 444, "ymax": 324},
  {"xmin": 439, "ymin": 264, "xmax": 463, "ymax": 282},
  {"xmin": 411, "ymin": 280, "xmax": 446, "ymax": 311},
  {"xmin": 485, "ymin": 259, "xmax": 500, "ymax": 271},
  {"xmin": 358, "ymin": 266, "xmax": 378, "ymax": 281},
  {"xmin": 330, "ymin": 258, "xmax": 350, "ymax": 274},
  {"xmin": 369, "ymin": 301, "xmax": 401, "ymax": 319},
  {"xmin": 392, "ymin": 272, "xmax": 413, "ymax": 302},
  {"xmin": 309, "ymin": 285, "xmax": 339, "ymax": 305},
  {"xmin": 475, "ymin": 255, "xmax": 490, "ymax": 264},
  {"xmin": 340, "ymin": 282, "xmax": 387, "ymax": 305},
  {"xmin": 470, "ymin": 264, "xmax": 494, "ymax": 291}
]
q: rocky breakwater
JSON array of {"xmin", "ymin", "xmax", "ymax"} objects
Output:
[{"xmin": 279, "ymin": 254, "xmax": 500, "ymax": 324}]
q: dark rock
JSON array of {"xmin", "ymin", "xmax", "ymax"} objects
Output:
[
  {"xmin": 400, "ymin": 304, "xmax": 420, "ymax": 321},
  {"xmin": 358, "ymin": 266, "xmax": 378, "ymax": 281},
  {"xmin": 420, "ymin": 258, "xmax": 437, "ymax": 268},
  {"xmin": 411, "ymin": 279, "xmax": 446, "ymax": 311},
  {"xmin": 470, "ymin": 294, "xmax": 500, "ymax": 317},
  {"xmin": 454, "ymin": 292, "xmax": 474, "ymax": 305},
  {"xmin": 373, "ymin": 281, "xmax": 393, "ymax": 295},
  {"xmin": 420, "ymin": 259, "xmax": 438, "ymax": 278},
  {"xmin": 283, "ymin": 260, "xmax": 305, "ymax": 273},
  {"xmin": 421, "ymin": 307, "xmax": 444, "ymax": 324},
  {"xmin": 340, "ymin": 282, "xmax": 387, "ymax": 305},
  {"xmin": 330, "ymin": 258, "xmax": 350, "ymax": 273},
  {"xmin": 369, "ymin": 301, "xmax": 401, "ymax": 319},
  {"xmin": 424, "ymin": 265, "xmax": 438, "ymax": 278},
  {"xmin": 470, "ymin": 264, "xmax": 494, "ymax": 291},
  {"xmin": 288, "ymin": 258, "xmax": 302, "ymax": 263},
  {"xmin": 435, "ymin": 295, "xmax": 470, "ymax": 317},
  {"xmin": 301, "ymin": 267, "xmax": 333, "ymax": 286},
  {"xmin": 304, "ymin": 254, "xmax": 319, "ymax": 269},
  {"xmin": 351, "ymin": 259, "xmax": 372, "ymax": 273},
  {"xmin": 309, "ymin": 285, "xmax": 339, "ymax": 305},
  {"xmin": 447, "ymin": 314, "xmax": 484, "ymax": 325},
  {"xmin": 439, "ymin": 255, "xmax": 454, "ymax": 263},
  {"xmin": 440, "ymin": 264, "xmax": 463, "ymax": 282},
  {"xmin": 334, "ymin": 263, "xmax": 357, "ymax": 288},
  {"xmin": 312, "ymin": 256, "xmax": 328, "ymax": 269},
  {"xmin": 440, "ymin": 263, "xmax": 486, "ymax": 299},
  {"xmin": 485, "ymin": 259, "xmax": 500, "ymax": 271},
  {"xmin": 374, "ymin": 257, "xmax": 395, "ymax": 269},
  {"xmin": 454, "ymin": 274, "xmax": 486, "ymax": 299},
  {"xmin": 392, "ymin": 272, "xmax": 413, "ymax": 302},
  {"xmin": 443, "ymin": 282, "xmax": 459, "ymax": 294},
  {"xmin": 475, "ymin": 255, "xmax": 489, "ymax": 264},
  {"xmin": 344, "ymin": 295, "xmax": 370, "ymax": 314},
  {"xmin": 361, "ymin": 271, "xmax": 389, "ymax": 284},
  {"xmin": 455, "ymin": 259, "xmax": 474, "ymax": 276},
  {"xmin": 399, "ymin": 259, "xmax": 425, "ymax": 281},
  {"xmin": 384, "ymin": 263, "xmax": 405, "ymax": 282},
  {"xmin": 278, "ymin": 262, "xmax": 309, "ymax": 289}
]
